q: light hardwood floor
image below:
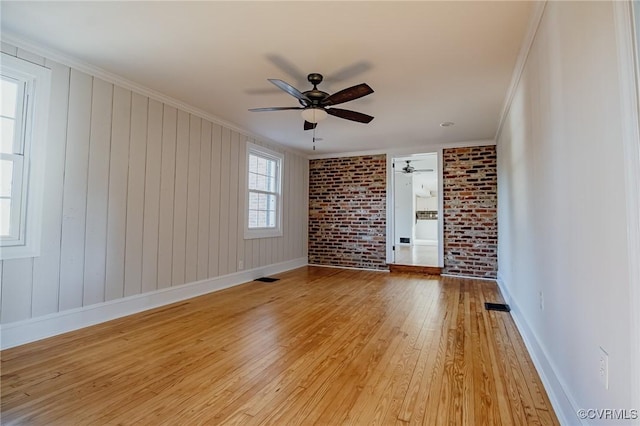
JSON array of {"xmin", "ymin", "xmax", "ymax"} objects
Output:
[
  {"xmin": 0, "ymin": 266, "xmax": 558, "ymax": 425},
  {"xmin": 394, "ymin": 244, "xmax": 438, "ymax": 267}
]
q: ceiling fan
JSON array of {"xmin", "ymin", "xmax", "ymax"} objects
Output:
[
  {"xmin": 398, "ymin": 160, "xmax": 434, "ymax": 174},
  {"xmin": 249, "ymin": 73, "xmax": 374, "ymax": 130}
]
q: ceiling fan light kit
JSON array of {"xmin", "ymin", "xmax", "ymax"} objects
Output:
[
  {"xmin": 301, "ymin": 108, "xmax": 328, "ymax": 124},
  {"xmin": 249, "ymin": 72, "xmax": 374, "ymax": 131}
]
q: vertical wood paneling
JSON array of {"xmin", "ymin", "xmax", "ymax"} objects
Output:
[
  {"xmin": 227, "ymin": 132, "xmax": 239, "ymax": 274},
  {"xmin": 282, "ymin": 151, "xmax": 291, "ymax": 262},
  {"xmin": 141, "ymin": 100, "xmax": 163, "ymax": 294},
  {"xmin": 260, "ymin": 239, "xmax": 268, "ymax": 267},
  {"xmin": 218, "ymin": 127, "xmax": 232, "ymax": 275},
  {"xmin": 31, "ymin": 59, "xmax": 70, "ymax": 317},
  {"xmin": 0, "ymin": 259, "xmax": 33, "ymax": 323},
  {"xmin": 218, "ymin": 128, "xmax": 231, "ymax": 275},
  {"xmin": 83, "ymin": 78, "xmax": 113, "ymax": 306},
  {"xmin": 2, "ymin": 44, "xmax": 47, "ymax": 319},
  {"xmin": 237, "ymin": 137, "xmax": 247, "ymax": 270},
  {"xmin": 293, "ymin": 155, "xmax": 298, "ymax": 258},
  {"xmin": 16, "ymin": 48, "xmax": 45, "ymax": 66},
  {"xmin": 252, "ymin": 224, "xmax": 260, "ymax": 269},
  {"xmin": 197, "ymin": 121, "xmax": 212, "ymax": 280},
  {"xmin": 0, "ymin": 42, "xmax": 18, "ymax": 56},
  {"xmin": 105, "ymin": 87, "xmax": 132, "ymax": 301},
  {"xmin": 123, "ymin": 93, "xmax": 148, "ymax": 297},
  {"xmin": 172, "ymin": 111, "xmax": 189, "ymax": 286},
  {"xmin": 0, "ymin": 44, "xmax": 310, "ymax": 327},
  {"xmin": 208, "ymin": 124, "xmax": 222, "ymax": 278},
  {"xmin": 59, "ymin": 70, "xmax": 92, "ymax": 311},
  {"xmin": 243, "ymin": 138, "xmax": 254, "ymax": 270},
  {"xmin": 185, "ymin": 115, "xmax": 201, "ymax": 283},
  {"xmin": 157, "ymin": 106, "xmax": 177, "ymax": 289},
  {"xmin": 287, "ymin": 154, "xmax": 294, "ymax": 261},
  {"xmin": 297, "ymin": 156, "xmax": 303, "ymax": 257}
]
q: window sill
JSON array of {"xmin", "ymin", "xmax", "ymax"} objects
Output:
[{"xmin": 244, "ymin": 228, "xmax": 283, "ymax": 240}]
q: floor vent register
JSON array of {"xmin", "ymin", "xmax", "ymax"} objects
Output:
[
  {"xmin": 484, "ymin": 302, "xmax": 511, "ymax": 312},
  {"xmin": 254, "ymin": 277, "xmax": 280, "ymax": 283}
]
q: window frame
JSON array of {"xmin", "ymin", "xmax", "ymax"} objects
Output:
[
  {"xmin": 0, "ymin": 53, "xmax": 51, "ymax": 260},
  {"xmin": 244, "ymin": 142, "xmax": 284, "ymax": 239}
]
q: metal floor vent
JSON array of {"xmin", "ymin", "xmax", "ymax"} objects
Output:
[
  {"xmin": 485, "ymin": 302, "xmax": 511, "ymax": 312},
  {"xmin": 254, "ymin": 277, "xmax": 280, "ymax": 283}
]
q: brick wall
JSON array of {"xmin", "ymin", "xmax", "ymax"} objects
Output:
[
  {"xmin": 443, "ymin": 146, "xmax": 497, "ymax": 278},
  {"xmin": 308, "ymin": 155, "xmax": 387, "ymax": 270}
]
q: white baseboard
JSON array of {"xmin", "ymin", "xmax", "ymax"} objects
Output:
[
  {"xmin": 440, "ymin": 273, "xmax": 497, "ymax": 282},
  {"xmin": 0, "ymin": 257, "xmax": 307, "ymax": 350},
  {"xmin": 496, "ymin": 273, "xmax": 580, "ymax": 426}
]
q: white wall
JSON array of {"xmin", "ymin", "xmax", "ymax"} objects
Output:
[
  {"xmin": 0, "ymin": 43, "xmax": 308, "ymax": 337},
  {"xmin": 497, "ymin": 2, "xmax": 639, "ymax": 424},
  {"xmin": 394, "ymin": 172, "xmax": 413, "ymax": 244}
]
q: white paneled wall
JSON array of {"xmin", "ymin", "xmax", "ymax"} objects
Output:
[{"xmin": 0, "ymin": 44, "xmax": 308, "ymax": 325}]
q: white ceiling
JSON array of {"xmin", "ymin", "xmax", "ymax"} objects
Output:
[{"xmin": 1, "ymin": 1, "xmax": 533, "ymax": 155}]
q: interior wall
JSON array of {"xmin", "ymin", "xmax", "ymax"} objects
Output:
[
  {"xmin": 0, "ymin": 43, "xmax": 308, "ymax": 325},
  {"xmin": 442, "ymin": 146, "xmax": 497, "ymax": 278},
  {"xmin": 308, "ymin": 155, "xmax": 387, "ymax": 270},
  {"xmin": 496, "ymin": 1, "xmax": 637, "ymax": 421},
  {"xmin": 394, "ymin": 172, "xmax": 413, "ymax": 244}
]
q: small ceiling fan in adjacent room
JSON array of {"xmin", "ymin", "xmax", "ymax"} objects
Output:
[
  {"xmin": 249, "ymin": 73, "xmax": 374, "ymax": 130},
  {"xmin": 398, "ymin": 160, "xmax": 434, "ymax": 174}
]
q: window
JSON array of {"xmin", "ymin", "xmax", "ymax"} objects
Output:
[
  {"xmin": 0, "ymin": 53, "xmax": 51, "ymax": 259},
  {"xmin": 245, "ymin": 142, "xmax": 283, "ymax": 239}
]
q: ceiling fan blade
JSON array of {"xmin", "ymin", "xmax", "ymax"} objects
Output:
[
  {"xmin": 248, "ymin": 107, "xmax": 303, "ymax": 112},
  {"xmin": 322, "ymin": 83, "xmax": 374, "ymax": 106},
  {"xmin": 268, "ymin": 79, "xmax": 310, "ymax": 104},
  {"xmin": 304, "ymin": 121, "xmax": 317, "ymax": 131},
  {"xmin": 326, "ymin": 108, "xmax": 374, "ymax": 123}
]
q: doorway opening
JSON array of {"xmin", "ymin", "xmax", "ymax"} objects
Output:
[{"xmin": 390, "ymin": 152, "xmax": 442, "ymax": 267}]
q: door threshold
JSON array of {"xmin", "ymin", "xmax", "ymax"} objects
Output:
[{"xmin": 388, "ymin": 264, "xmax": 442, "ymax": 275}]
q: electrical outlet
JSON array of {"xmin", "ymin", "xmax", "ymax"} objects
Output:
[
  {"xmin": 599, "ymin": 347, "xmax": 609, "ymax": 389},
  {"xmin": 539, "ymin": 291, "xmax": 544, "ymax": 311},
  {"xmin": 238, "ymin": 260, "xmax": 244, "ymax": 270}
]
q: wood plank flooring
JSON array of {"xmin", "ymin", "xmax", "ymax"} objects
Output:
[{"xmin": 0, "ymin": 266, "xmax": 558, "ymax": 425}]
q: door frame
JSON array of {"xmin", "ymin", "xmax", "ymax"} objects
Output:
[{"xmin": 386, "ymin": 150, "xmax": 444, "ymax": 267}]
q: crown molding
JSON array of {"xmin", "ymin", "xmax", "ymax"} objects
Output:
[
  {"xmin": 0, "ymin": 32, "xmax": 308, "ymax": 159},
  {"xmin": 494, "ymin": 1, "xmax": 547, "ymax": 143},
  {"xmin": 307, "ymin": 139, "xmax": 495, "ymax": 160}
]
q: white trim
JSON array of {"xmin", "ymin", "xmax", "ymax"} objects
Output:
[
  {"xmin": 386, "ymin": 150, "xmax": 444, "ymax": 268},
  {"xmin": 496, "ymin": 273, "xmax": 578, "ymax": 426},
  {"xmin": 307, "ymin": 263, "xmax": 390, "ymax": 273},
  {"xmin": 440, "ymin": 273, "xmax": 496, "ymax": 283},
  {"xmin": 0, "ymin": 52, "xmax": 51, "ymax": 260},
  {"xmin": 308, "ymin": 139, "xmax": 495, "ymax": 160},
  {"xmin": 386, "ymin": 153, "xmax": 394, "ymax": 263},
  {"xmin": 244, "ymin": 142, "xmax": 284, "ymax": 239},
  {"xmin": 495, "ymin": 1, "xmax": 547, "ymax": 143},
  {"xmin": 614, "ymin": 0, "xmax": 640, "ymax": 409},
  {"xmin": 0, "ymin": 32, "xmax": 308, "ymax": 159},
  {"xmin": 0, "ymin": 257, "xmax": 308, "ymax": 350}
]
